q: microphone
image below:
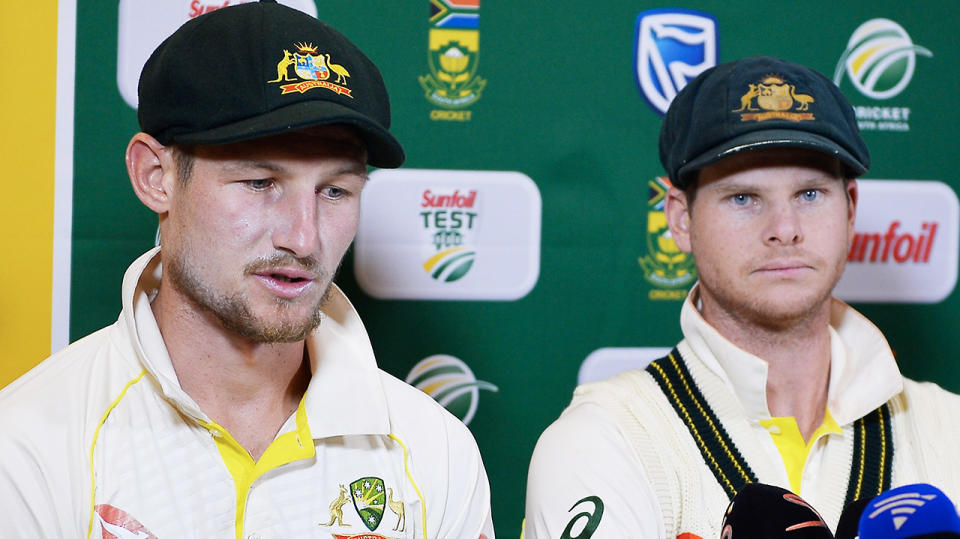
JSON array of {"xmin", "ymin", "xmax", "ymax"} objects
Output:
[
  {"xmin": 858, "ymin": 484, "xmax": 960, "ymax": 538},
  {"xmin": 836, "ymin": 497, "xmax": 875, "ymax": 539},
  {"xmin": 720, "ymin": 483, "xmax": 833, "ymax": 538}
]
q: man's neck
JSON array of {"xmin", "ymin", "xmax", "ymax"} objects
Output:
[
  {"xmin": 699, "ymin": 295, "xmax": 833, "ymax": 441},
  {"xmin": 151, "ymin": 285, "xmax": 311, "ymax": 460}
]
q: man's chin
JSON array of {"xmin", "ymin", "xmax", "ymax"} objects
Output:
[
  {"xmin": 228, "ymin": 315, "xmax": 322, "ymax": 343},
  {"xmin": 745, "ymin": 293, "xmax": 831, "ymax": 330}
]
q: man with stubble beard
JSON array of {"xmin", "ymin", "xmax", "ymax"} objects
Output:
[
  {"xmin": 0, "ymin": 2, "xmax": 493, "ymax": 538},
  {"xmin": 525, "ymin": 56, "xmax": 960, "ymax": 538}
]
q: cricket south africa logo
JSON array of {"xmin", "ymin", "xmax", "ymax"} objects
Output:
[
  {"xmin": 638, "ymin": 176, "xmax": 696, "ymax": 300},
  {"xmin": 635, "ymin": 8, "xmax": 718, "ymax": 115},
  {"xmin": 268, "ymin": 42, "xmax": 353, "ymax": 97},
  {"xmin": 833, "ymin": 18, "xmax": 931, "ymax": 132},
  {"xmin": 420, "ymin": 0, "xmax": 486, "ymax": 121},
  {"xmin": 421, "ymin": 189, "xmax": 478, "ymax": 282},
  {"xmin": 406, "ymin": 354, "xmax": 498, "ymax": 425},
  {"xmin": 834, "ymin": 19, "xmax": 931, "ymax": 100}
]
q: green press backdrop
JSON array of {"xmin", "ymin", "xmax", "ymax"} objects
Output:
[{"xmin": 14, "ymin": 1, "xmax": 960, "ymax": 537}]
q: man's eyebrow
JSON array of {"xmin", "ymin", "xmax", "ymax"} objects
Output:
[
  {"xmin": 221, "ymin": 160, "xmax": 286, "ymax": 174},
  {"xmin": 711, "ymin": 181, "xmax": 762, "ymax": 194},
  {"xmin": 336, "ymin": 163, "xmax": 370, "ymax": 180}
]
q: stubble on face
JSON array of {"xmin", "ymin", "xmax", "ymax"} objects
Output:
[
  {"xmin": 688, "ymin": 149, "xmax": 853, "ymax": 332},
  {"xmin": 698, "ymin": 251, "xmax": 845, "ymax": 332},
  {"xmin": 166, "ymin": 251, "xmax": 335, "ymax": 343}
]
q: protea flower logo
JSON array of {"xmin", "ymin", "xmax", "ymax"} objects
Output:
[
  {"xmin": 420, "ymin": 189, "xmax": 479, "ymax": 283},
  {"xmin": 405, "ymin": 354, "xmax": 497, "ymax": 425},
  {"xmin": 833, "ymin": 18, "xmax": 932, "ymax": 100}
]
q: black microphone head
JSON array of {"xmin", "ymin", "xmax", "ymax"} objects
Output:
[
  {"xmin": 720, "ymin": 483, "xmax": 834, "ymax": 538},
  {"xmin": 836, "ymin": 497, "xmax": 877, "ymax": 539}
]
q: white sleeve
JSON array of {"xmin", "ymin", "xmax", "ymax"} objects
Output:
[
  {"xmin": 524, "ymin": 403, "xmax": 664, "ymax": 539},
  {"xmin": 432, "ymin": 413, "xmax": 495, "ymax": 539},
  {"xmin": 0, "ymin": 419, "xmax": 75, "ymax": 538}
]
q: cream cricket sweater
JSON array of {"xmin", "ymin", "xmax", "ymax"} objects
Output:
[{"xmin": 525, "ymin": 289, "xmax": 960, "ymax": 538}]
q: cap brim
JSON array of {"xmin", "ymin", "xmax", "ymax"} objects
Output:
[
  {"xmin": 677, "ymin": 129, "xmax": 867, "ymax": 185},
  {"xmin": 170, "ymin": 100, "xmax": 405, "ymax": 168}
]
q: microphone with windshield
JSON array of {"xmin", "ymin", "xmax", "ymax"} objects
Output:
[
  {"xmin": 720, "ymin": 483, "xmax": 833, "ymax": 538},
  {"xmin": 856, "ymin": 483, "xmax": 960, "ymax": 538}
]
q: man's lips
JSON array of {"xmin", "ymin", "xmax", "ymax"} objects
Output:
[
  {"xmin": 252, "ymin": 268, "xmax": 316, "ymax": 299},
  {"xmin": 752, "ymin": 260, "xmax": 813, "ymax": 276}
]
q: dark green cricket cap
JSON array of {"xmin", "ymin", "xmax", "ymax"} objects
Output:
[
  {"xmin": 137, "ymin": 0, "xmax": 404, "ymax": 168},
  {"xmin": 659, "ymin": 55, "xmax": 869, "ymax": 188}
]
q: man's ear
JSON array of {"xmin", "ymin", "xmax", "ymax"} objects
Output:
[
  {"xmin": 665, "ymin": 186, "xmax": 693, "ymax": 253},
  {"xmin": 846, "ymin": 178, "xmax": 859, "ymax": 234},
  {"xmin": 126, "ymin": 132, "xmax": 177, "ymax": 214}
]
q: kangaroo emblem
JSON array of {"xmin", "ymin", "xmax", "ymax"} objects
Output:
[
  {"xmin": 387, "ymin": 487, "xmax": 406, "ymax": 532},
  {"xmin": 733, "ymin": 83, "xmax": 760, "ymax": 112},
  {"xmin": 790, "ymin": 85, "xmax": 815, "ymax": 111},
  {"xmin": 321, "ymin": 484, "xmax": 352, "ymax": 527},
  {"xmin": 268, "ymin": 50, "xmax": 296, "ymax": 83}
]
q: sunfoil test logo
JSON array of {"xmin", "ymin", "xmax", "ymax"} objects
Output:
[
  {"xmin": 421, "ymin": 189, "xmax": 478, "ymax": 282},
  {"xmin": 634, "ymin": 8, "xmax": 718, "ymax": 115},
  {"xmin": 406, "ymin": 355, "xmax": 497, "ymax": 425},
  {"xmin": 638, "ymin": 177, "xmax": 696, "ymax": 300},
  {"xmin": 833, "ymin": 19, "xmax": 931, "ymax": 132},
  {"xmin": 355, "ymin": 169, "xmax": 540, "ymax": 301}
]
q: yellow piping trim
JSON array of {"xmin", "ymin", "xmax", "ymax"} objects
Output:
[
  {"xmin": 853, "ymin": 416, "xmax": 867, "ymax": 499},
  {"xmin": 667, "ymin": 354, "xmax": 752, "ymax": 483},
  {"xmin": 649, "ymin": 360, "xmax": 735, "ymax": 493},
  {"xmin": 878, "ymin": 406, "xmax": 887, "ymax": 495},
  {"xmin": 86, "ymin": 369, "xmax": 149, "ymax": 539},
  {"xmin": 204, "ymin": 394, "xmax": 314, "ymax": 539},
  {"xmin": 388, "ymin": 433, "xmax": 428, "ymax": 538}
]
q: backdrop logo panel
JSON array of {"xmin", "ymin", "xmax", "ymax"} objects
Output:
[
  {"xmin": 835, "ymin": 180, "xmax": 958, "ymax": 303},
  {"xmin": 638, "ymin": 176, "xmax": 696, "ymax": 300},
  {"xmin": 116, "ymin": 0, "xmax": 317, "ymax": 109},
  {"xmin": 355, "ymin": 169, "xmax": 541, "ymax": 300},
  {"xmin": 634, "ymin": 8, "xmax": 718, "ymax": 116},
  {"xmin": 405, "ymin": 354, "xmax": 498, "ymax": 425},
  {"xmin": 833, "ymin": 18, "xmax": 932, "ymax": 132},
  {"xmin": 420, "ymin": 0, "xmax": 485, "ymax": 122},
  {"xmin": 579, "ymin": 347, "xmax": 672, "ymax": 384}
]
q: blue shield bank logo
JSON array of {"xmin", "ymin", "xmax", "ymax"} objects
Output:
[{"xmin": 634, "ymin": 8, "xmax": 718, "ymax": 115}]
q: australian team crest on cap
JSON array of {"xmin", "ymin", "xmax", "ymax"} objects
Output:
[
  {"xmin": 268, "ymin": 42, "xmax": 353, "ymax": 97},
  {"xmin": 733, "ymin": 74, "xmax": 815, "ymax": 122}
]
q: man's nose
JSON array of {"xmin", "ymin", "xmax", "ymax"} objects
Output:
[
  {"xmin": 273, "ymin": 190, "xmax": 321, "ymax": 257},
  {"xmin": 764, "ymin": 201, "xmax": 802, "ymax": 245}
]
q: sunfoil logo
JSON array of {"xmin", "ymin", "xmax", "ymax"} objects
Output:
[
  {"xmin": 355, "ymin": 169, "xmax": 540, "ymax": 301},
  {"xmin": 421, "ymin": 189, "xmax": 478, "ymax": 282},
  {"xmin": 406, "ymin": 354, "xmax": 497, "ymax": 425},
  {"xmin": 834, "ymin": 179, "xmax": 958, "ymax": 303},
  {"xmin": 834, "ymin": 19, "xmax": 931, "ymax": 100}
]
